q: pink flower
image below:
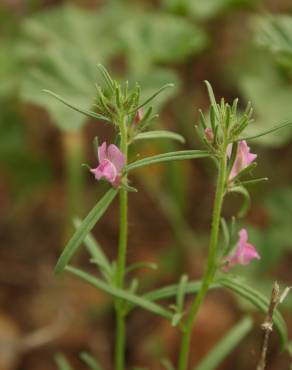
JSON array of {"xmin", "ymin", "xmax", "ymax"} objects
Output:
[
  {"xmin": 223, "ymin": 229, "xmax": 260, "ymax": 271},
  {"xmin": 227, "ymin": 140, "xmax": 257, "ymax": 180},
  {"xmin": 90, "ymin": 142, "xmax": 125, "ymax": 187},
  {"xmin": 134, "ymin": 108, "xmax": 143, "ymax": 125}
]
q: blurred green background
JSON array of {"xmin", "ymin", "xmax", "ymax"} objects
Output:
[{"xmin": 1, "ymin": 0, "xmax": 292, "ymax": 369}]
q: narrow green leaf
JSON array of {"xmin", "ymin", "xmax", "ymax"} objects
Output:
[
  {"xmin": 198, "ymin": 109, "xmax": 207, "ymax": 130},
  {"xmin": 240, "ymin": 177, "xmax": 269, "ymax": 186},
  {"xmin": 196, "ymin": 317, "xmax": 253, "ymax": 370},
  {"xmin": 229, "ymin": 186, "xmax": 251, "ymax": 218},
  {"xmin": 97, "ymin": 64, "xmax": 115, "ymax": 93},
  {"xmin": 73, "ymin": 218, "xmax": 112, "ymax": 280},
  {"xmin": 217, "ymin": 276, "xmax": 288, "ymax": 349},
  {"xmin": 239, "ymin": 119, "xmax": 292, "ymax": 141},
  {"xmin": 129, "ymin": 278, "xmax": 139, "ymax": 294},
  {"xmin": 171, "ymin": 312, "xmax": 183, "ymax": 327},
  {"xmin": 126, "ymin": 262, "xmax": 158, "ymax": 274},
  {"xmin": 93, "ymin": 136, "xmax": 99, "ymax": 159},
  {"xmin": 125, "ymin": 150, "xmax": 210, "ymax": 172},
  {"xmin": 231, "ymin": 98, "xmax": 239, "ymax": 116},
  {"xmin": 204, "ymin": 81, "xmax": 220, "ymax": 119},
  {"xmin": 220, "ymin": 217, "xmax": 230, "ymax": 252},
  {"xmin": 225, "ymin": 104, "xmax": 231, "ymax": 130},
  {"xmin": 79, "ymin": 352, "xmax": 102, "ymax": 370},
  {"xmin": 121, "ymin": 183, "xmax": 138, "ymax": 193},
  {"xmin": 177, "ymin": 274, "xmax": 188, "ymax": 312},
  {"xmin": 143, "ymin": 281, "xmax": 220, "ymax": 303},
  {"xmin": 134, "ymin": 130, "xmax": 185, "ymax": 144},
  {"xmin": 131, "ymin": 83, "xmax": 174, "ymax": 112},
  {"xmin": 55, "ymin": 353, "xmax": 73, "ymax": 370},
  {"xmin": 161, "ymin": 358, "xmax": 175, "ymax": 370},
  {"xmin": 55, "ymin": 188, "xmax": 118, "ymax": 275},
  {"xmin": 210, "ymin": 105, "xmax": 216, "ymax": 133},
  {"xmin": 66, "ymin": 266, "xmax": 173, "ymax": 320},
  {"xmin": 43, "ymin": 90, "xmax": 111, "ymax": 123}
]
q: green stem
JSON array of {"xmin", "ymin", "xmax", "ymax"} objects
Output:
[
  {"xmin": 178, "ymin": 144, "xmax": 228, "ymax": 370},
  {"xmin": 115, "ymin": 116, "xmax": 128, "ymax": 370}
]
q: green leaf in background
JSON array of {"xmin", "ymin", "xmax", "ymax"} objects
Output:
[
  {"xmin": 255, "ymin": 15, "xmax": 292, "ymax": 62},
  {"xmin": 66, "ymin": 266, "xmax": 173, "ymax": 320},
  {"xmin": 19, "ymin": 4, "xmax": 185, "ymax": 131},
  {"xmin": 19, "ymin": 4, "xmax": 118, "ymax": 132},
  {"xmin": 125, "ymin": 150, "xmax": 210, "ymax": 172},
  {"xmin": 55, "ymin": 188, "xmax": 118, "ymax": 275},
  {"xmin": 238, "ymin": 57, "xmax": 292, "ymax": 146},
  {"xmin": 196, "ymin": 317, "xmax": 253, "ymax": 370},
  {"xmin": 118, "ymin": 11, "xmax": 207, "ymax": 64},
  {"xmin": 217, "ymin": 276, "xmax": 288, "ymax": 349},
  {"xmin": 247, "ymin": 187, "xmax": 292, "ymax": 270},
  {"xmin": 79, "ymin": 352, "xmax": 103, "ymax": 370},
  {"xmin": 0, "ymin": 106, "xmax": 52, "ymax": 197},
  {"xmin": 0, "ymin": 39, "xmax": 20, "ymax": 97},
  {"xmin": 131, "ymin": 68, "xmax": 180, "ymax": 112},
  {"xmin": 237, "ymin": 16, "xmax": 292, "ymax": 146},
  {"xmin": 163, "ymin": 0, "xmax": 257, "ymax": 21},
  {"xmin": 55, "ymin": 353, "xmax": 74, "ymax": 370},
  {"xmin": 134, "ymin": 130, "xmax": 185, "ymax": 144}
]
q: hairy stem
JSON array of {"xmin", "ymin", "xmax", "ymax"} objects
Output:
[
  {"xmin": 178, "ymin": 144, "xmax": 227, "ymax": 370},
  {"xmin": 115, "ymin": 116, "xmax": 128, "ymax": 370}
]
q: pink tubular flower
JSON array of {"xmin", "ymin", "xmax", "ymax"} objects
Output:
[
  {"xmin": 90, "ymin": 142, "xmax": 125, "ymax": 187},
  {"xmin": 223, "ymin": 229, "xmax": 260, "ymax": 272},
  {"xmin": 227, "ymin": 140, "xmax": 257, "ymax": 180}
]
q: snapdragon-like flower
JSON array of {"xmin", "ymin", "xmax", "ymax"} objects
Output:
[
  {"xmin": 90, "ymin": 142, "xmax": 125, "ymax": 187},
  {"xmin": 223, "ymin": 229, "xmax": 260, "ymax": 271},
  {"xmin": 227, "ymin": 140, "xmax": 257, "ymax": 180}
]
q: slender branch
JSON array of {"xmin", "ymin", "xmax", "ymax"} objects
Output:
[
  {"xmin": 178, "ymin": 143, "xmax": 228, "ymax": 370},
  {"xmin": 256, "ymin": 282, "xmax": 280, "ymax": 370},
  {"xmin": 115, "ymin": 115, "xmax": 128, "ymax": 370}
]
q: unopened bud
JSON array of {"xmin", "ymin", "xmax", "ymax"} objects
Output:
[
  {"xmin": 134, "ymin": 108, "xmax": 143, "ymax": 125},
  {"xmin": 204, "ymin": 128, "xmax": 214, "ymax": 142}
]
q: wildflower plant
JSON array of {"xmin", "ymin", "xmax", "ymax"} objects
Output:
[{"xmin": 45, "ymin": 67, "xmax": 292, "ymax": 370}]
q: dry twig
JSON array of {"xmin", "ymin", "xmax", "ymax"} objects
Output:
[{"xmin": 256, "ymin": 282, "xmax": 280, "ymax": 370}]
